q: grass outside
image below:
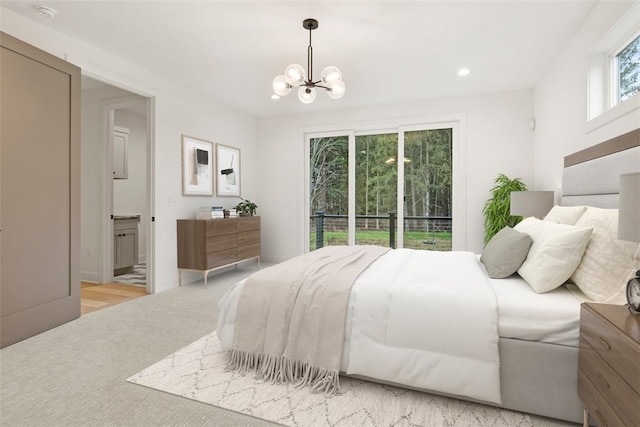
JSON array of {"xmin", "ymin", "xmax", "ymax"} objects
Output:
[{"xmin": 310, "ymin": 230, "xmax": 452, "ymax": 251}]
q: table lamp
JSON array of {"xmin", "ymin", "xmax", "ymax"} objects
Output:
[{"xmin": 510, "ymin": 191, "xmax": 555, "ymax": 219}]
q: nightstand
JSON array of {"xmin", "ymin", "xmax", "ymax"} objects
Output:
[{"xmin": 578, "ymin": 303, "xmax": 640, "ymax": 427}]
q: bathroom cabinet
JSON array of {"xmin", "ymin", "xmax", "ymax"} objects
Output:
[
  {"xmin": 114, "ymin": 216, "xmax": 139, "ymax": 275},
  {"xmin": 113, "ymin": 126, "xmax": 129, "ymax": 179}
]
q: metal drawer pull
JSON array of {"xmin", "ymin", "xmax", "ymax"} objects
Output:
[
  {"xmin": 595, "ymin": 410, "xmax": 608, "ymax": 427},
  {"xmin": 598, "ymin": 336, "xmax": 611, "ymax": 350},
  {"xmin": 597, "ymin": 373, "xmax": 610, "ymax": 388}
]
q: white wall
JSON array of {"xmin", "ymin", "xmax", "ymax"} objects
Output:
[
  {"xmin": 1, "ymin": 7, "xmax": 258, "ymax": 293},
  {"xmin": 257, "ymin": 89, "xmax": 535, "ymax": 259},
  {"xmin": 533, "ymin": 1, "xmax": 639, "ymax": 193}
]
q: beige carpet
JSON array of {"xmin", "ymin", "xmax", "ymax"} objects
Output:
[{"xmin": 128, "ymin": 331, "xmax": 537, "ymax": 427}]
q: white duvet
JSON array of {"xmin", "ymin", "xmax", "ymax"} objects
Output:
[{"xmin": 218, "ymin": 248, "xmax": 501, "ymax": 404}]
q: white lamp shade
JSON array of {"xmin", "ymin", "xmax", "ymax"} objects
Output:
[
  {"xmin": 284, "ymin": 64, "xmax": 305, "ymax": 86},
  {"xmin": 326, "ymin": 80, "xmax": 345, "ymax": 99},
  {"xmin": 321, "ymin": 66, "xmax": 342, "ymax": 85},
  {"xmin": 618, "ymin": 172, "xmax": 640, "ymax": 242},
  {"xmin": 298, "ymin": 86, "xmax": 316, "ymax": 103},
  {"xmin": 272, "ymin": 75, "xmax": 291, "ymax": 96},
  {"xmin": 510, "ymin": 191, "xmax": 555, "ymax": 219}
]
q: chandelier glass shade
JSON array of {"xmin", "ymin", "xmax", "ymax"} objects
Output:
[{"xmin": 272, "ymin": 19, "xmax": 345, "ymax": 103}]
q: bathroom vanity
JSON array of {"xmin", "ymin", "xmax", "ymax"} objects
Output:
[{"xmin": 114, "ymin": 215, "xmax": 139, "ymax": 275}]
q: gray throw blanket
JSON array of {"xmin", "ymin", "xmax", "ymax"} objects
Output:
[{"xmin": 228, "ymin": 245, "xmax": 390, "ymax": 394}]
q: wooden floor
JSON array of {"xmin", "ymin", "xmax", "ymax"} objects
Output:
[{"xmin": 81, "ymin": 282, "xmax": 148, "ymax": 315}]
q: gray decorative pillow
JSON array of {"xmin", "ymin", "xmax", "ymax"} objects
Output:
[{"xmin": 480, "ymin": 226, "xmax": 533, "ymax": 279}]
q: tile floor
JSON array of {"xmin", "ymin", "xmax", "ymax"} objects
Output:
[{"xmin": 113, "ymin": 263, "xmax": 146, "ymax": 286}]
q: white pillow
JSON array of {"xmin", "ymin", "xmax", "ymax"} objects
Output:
[
  {"xmin": 543, "ymin": 205, "xmax": 587, "ymax": 225},
  {"xmin": 570, "ymin": 207, "xmax": 640, "ymax": 303},
  {"xmin": 514, "ymin": 217, "xmax": 593, "ymax": 293}
]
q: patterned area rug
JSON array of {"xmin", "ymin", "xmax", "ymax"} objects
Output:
[
  {"xmin": 113, "ymin": 263, "xmax": 146, "ymax": 286},
  {"xmin": 127, "ymin": 331, "xmax": 535, "ymax": 427}
]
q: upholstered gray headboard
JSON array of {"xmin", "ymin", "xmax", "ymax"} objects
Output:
[{"xmin": 562, "ymin": 128, "xmax": 640, "ymax": 208}]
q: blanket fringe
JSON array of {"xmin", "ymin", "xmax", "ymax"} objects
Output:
[{"xmin": 227, "ymin": 348, "xmax": 340, "ymax": 395}]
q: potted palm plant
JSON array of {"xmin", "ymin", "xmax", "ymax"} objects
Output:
[{"xmin": 482, "ymin": 174, "xmax": 527, "ymax": 244}]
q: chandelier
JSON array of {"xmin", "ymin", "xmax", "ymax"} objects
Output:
[{"xmin": 272, "ymin": 18, "xmax": 345, "ymax": 104}]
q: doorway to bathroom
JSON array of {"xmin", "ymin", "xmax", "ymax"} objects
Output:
[{"xmin": 80, "ymin": 75, "xmax": 154, "ymax": 295}]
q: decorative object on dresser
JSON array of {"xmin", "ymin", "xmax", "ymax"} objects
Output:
[
  {"xmin": 195, "ymin": 205, "xmax": 224, "ymax": 219},
  {"xmin": 578, "ymin": 303, "xmax": 640, "ymax": 427},
  {"xmin": 176, "ymin": 216, "xmax": 260, "ymax": 288},
  {"xmin": 181, "ymin": 135, "xmax": 214, "ymax": 196},
  {"xmin": 618, "ymin": 172, "xmax": 640, "ymax": 313},
  {"xmin": 215, "ymin": 143, "xmax": 241, "ymax": 197},
  {"xmin": 234, "ymin": 198, "xmax": 257, "ymax": 216}
]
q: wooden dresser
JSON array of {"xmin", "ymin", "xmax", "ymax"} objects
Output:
[
  {"xmin": 578, "ymin": 303, "xmax": 640, "ymax": 427},
  {"xmin": 177, "ymin": 216, "xmax": 260, "ymax": 288}
]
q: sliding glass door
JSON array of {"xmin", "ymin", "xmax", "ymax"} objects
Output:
[
  {"xmin": 355, "ymin": 133, "xmax": 398, "ymax": 247},
  {"xmin": 309, "ymin": 134, "xmax": 350, "ymax": 250},
  {"xmin": 402, "ymin": 128, "xmax": 452, "ymax": 251},
  {"xmin": 307, "ymin": 124, "xmax": 453, "ymax": 252}
]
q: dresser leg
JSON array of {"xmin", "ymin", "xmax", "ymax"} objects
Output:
[
  {"xmin": 583, "ymin": 407, "xmax": 589, "ymax": 427},
  {"xmin": 203, "ymin": 271, "xmax": 208, "ymax": 289},
  {"xmin": 178, "ymin": 269, "xmax": 182, "ymax": 287}
]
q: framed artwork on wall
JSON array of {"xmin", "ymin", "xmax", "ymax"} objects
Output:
[
  {"xmin": 216, "ymin": 143, "xmax": 241, "ymax": 197},
  {"xmin": 181, "ymin": 135, "xmax": 214, "ymax": 196}
]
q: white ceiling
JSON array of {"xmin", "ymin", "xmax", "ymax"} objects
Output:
[{"xmin": 3, "ymin": 0, "xmax": 599, "ymax": 118}]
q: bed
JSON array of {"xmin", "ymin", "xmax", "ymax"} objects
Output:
[{"xmin": 217, "ymin": 128, "xmax": 640, "ymax": 424}]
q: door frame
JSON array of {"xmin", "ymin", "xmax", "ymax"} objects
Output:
[
  {"xmin": 68, "ymin": 55, "xmax": 157, "ymax": 293},
  {"xmin": 100, "ymin": 95, "xmax": 155, "ymax": 293}
]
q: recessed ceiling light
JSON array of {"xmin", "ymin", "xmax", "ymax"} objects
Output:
[
  {"xmin": 271, "ymin": 94, "xmax": 280, "ymax": 100},
  {"xmin": 35, "ymin": 5, "xmax": 57, "ymax": 18},
  {"xmin": 457, "ymin": 68, "xmax": 470, "ymax": 77}
]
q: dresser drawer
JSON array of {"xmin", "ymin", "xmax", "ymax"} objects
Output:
[
  {"xmin": 205, "ymin": 219, "xmax": 237, "ymax": 236},
  {"xmin": 237, "ymin": 216, "xmax": 260, "ymax": 231},
  {"xmin": 206, "ymin": 248, "xmax": 237, "ymax": 269},
  {"xmin": 579, "ymin": 336, "xmax": 639, "ymax": 426},
  {"xmin": 237, "ymin": 243, "xmax": 260, "ymax": 260},
  {"xmin": 238, "ymin": 229, "xmax": 260, "ymax": 246},
  {"xmin": 580, "ymin": 305, "xmax": 640, "ymax": 395},
  {"xmin": 206, "ymin": 234, "xmax": 237, "ymax": 253},
  {"xmin": 579, "ymin": 369, "xmax": 626, "ymax": 427}
]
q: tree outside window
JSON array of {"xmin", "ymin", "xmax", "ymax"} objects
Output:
[{"xmin": 617, "ymin": 34, "xmax": 640, "ymax": 103}]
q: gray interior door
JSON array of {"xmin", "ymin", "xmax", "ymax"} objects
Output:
[{"xmin": 1, "ymin": 32, "xmax": 81, "ymax": 348}]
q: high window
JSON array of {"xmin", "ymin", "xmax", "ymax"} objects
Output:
[
  {"xmin": 587, "ymin": 3, "xmax": 640, "ymax": 126},
  {"xmin": 615, "ymin": 34, "xmax": 640, "ymax": 103}
]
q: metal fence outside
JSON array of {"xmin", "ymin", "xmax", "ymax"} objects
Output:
[{"xmin": 311, "ymin": 211, "xmax": 452, "ymax": 250}]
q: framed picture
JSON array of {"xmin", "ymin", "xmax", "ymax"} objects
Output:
[
  {"xmin": 181, "ymin": 135, "xmax": 214, "ymax": 196},
  {"xmin": 216, "ymin": 143, "xmax": 241, "ymax": 197}
]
